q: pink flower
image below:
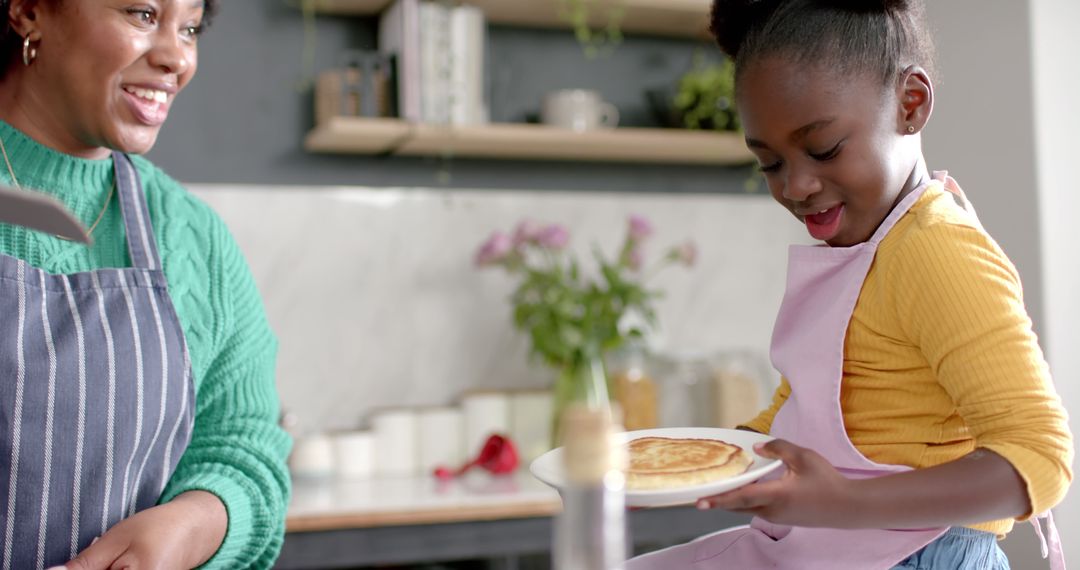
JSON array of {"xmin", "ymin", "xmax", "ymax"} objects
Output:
[
  {"xmin": 512, "ymin": 219, "xmax": 544, "ymax": 248},
  {"xmin": 475, "ymin": 231, "xmax": 514, "ymax": 267},
  {"xmin": 673, "ymin": 241, "xmax": 698, "ymax": 267},
  {"xmin": 537, "ymin": 224, "xmax": 570, "ymax": 250},
  {"xmin": 628, "ymin": 214, "xmax": 653, "ymax": 242}
]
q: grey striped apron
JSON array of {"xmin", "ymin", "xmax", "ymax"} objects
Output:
[{"xmin": 0, "ymin": 152, "xmax": 194, "ymax": 569}]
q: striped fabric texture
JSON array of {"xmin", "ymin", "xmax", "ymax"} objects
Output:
[
  {"xmin": 0, "ymin": 120, "xmax": 291, "ymax": 568},
  {"xmin": 0, "ymin": 153, "xmax": 193, "ymax": 568}
]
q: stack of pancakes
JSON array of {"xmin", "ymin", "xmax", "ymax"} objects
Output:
[{"xmin": 625, "ymin": 437, "xmax": 753, "ymax": 490}]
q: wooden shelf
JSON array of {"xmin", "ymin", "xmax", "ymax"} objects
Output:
[
  {"xmin": 312, "ymin": 0, "xmax": 712, "ymax": 39},
  {"xmin": 313, "ymin": 0, "xmax": 388, "ymax": 14},
  {"xmin": 305, "ymin": 117, "xmax": 755, "ymax": 165}
]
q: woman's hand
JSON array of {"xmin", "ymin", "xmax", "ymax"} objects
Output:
[
  {"xmin": 55, "ymin": 491, "xmax": 227, "ymax": 570},
  {"xmin": 696, "ymin": 439, "xmax": 859, "ymax": 528}
]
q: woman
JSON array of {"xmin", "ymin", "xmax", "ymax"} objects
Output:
[{"xmin": 0, "ymin": 1, "xmax": 291, "ymax": 568}]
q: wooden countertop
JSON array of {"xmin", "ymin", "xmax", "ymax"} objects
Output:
[{"xmin": 287, "ymin": 470, "xmax": 562, "ymax": 533}]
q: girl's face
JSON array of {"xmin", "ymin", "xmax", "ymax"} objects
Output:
[
  {"xmin": 737, "ymin": 57, "xmax": 920, "ymax": 247},
  {"xmin": 19, "ymin": 0, "xmax": 203, "ymax": 157}
]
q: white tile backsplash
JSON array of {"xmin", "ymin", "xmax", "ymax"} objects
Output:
[{"xmin": 189, "ymin": 184, "xmax": 810, "ymax": 434}]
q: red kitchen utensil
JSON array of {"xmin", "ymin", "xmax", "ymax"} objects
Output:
[{"xmin": 434, "ymin": 434, "xmax": 519, "ymax": 480}]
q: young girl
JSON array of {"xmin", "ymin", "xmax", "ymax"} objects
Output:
[{"xmin": 627, "ymin": 1, "xmax": 1073, "ymax": 568}]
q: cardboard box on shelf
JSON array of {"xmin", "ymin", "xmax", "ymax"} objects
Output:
[{"xmin": 315, "ymin": 52, "xmax": 394, "ymax": 126}]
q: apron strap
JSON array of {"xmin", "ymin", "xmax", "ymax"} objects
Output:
[
  {"xmin": 1030, "ymin": 510, "xmax": 1066, "ymax": 570},
  {"xmin": 111, "ymin": 152, "xmax": 163, "ymax": 271},
  {"xmin": 931, "ymin": 170, "xmax": 984, "ymax": 228},
  {"xmin": 866, "ymin": 175, "xmax": 932, "ymax": 247}
]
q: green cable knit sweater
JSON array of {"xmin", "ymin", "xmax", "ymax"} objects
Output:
[{"xmin": 0, "ymin": 121, "xmax": 291, "ymax": 568}]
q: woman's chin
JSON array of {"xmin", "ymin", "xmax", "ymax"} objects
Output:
[{"xmin": 109, "ymin": 127, "xmax": 161, "ymax": 155}]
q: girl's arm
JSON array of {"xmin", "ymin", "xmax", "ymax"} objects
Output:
[
  {"xmin": 737, "ymin": 377, "xmax": 791, "ymax": 435},
  {"xmin": 845, "ymin": 447, "xmax": 1028, "ymax": 528},
  {"xmin": 700, "ymin": 440, "xmax": 1028, "ymax": 529}
]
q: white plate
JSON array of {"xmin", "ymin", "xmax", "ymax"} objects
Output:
[{"xmin": 530, "ymin": 427, "xmax": 784, "ymax": 508}]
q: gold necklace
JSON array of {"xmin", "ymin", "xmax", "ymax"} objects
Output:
[{"xmin": 0, "ymin": 133, "xmax": 116, "ymax": 241}]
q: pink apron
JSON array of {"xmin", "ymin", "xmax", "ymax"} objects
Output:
[{"xmin": 627, "ymin": 172, "xmax": 1065, "ymax": 570}]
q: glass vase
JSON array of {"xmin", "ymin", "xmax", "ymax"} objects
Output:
[{"xmin": 550, "ymin": 349, "xmax": 613, "ymax": 447}]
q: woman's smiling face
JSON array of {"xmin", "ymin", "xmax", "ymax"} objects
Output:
[
  {"xmin": 737, "ymin": 56, "xmax": 923, "ymax": 247},
  {"xmin": 14, "ymin": 0, "xmax": 205, "ymax": 156}
]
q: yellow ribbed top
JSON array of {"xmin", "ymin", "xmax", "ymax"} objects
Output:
[{"xmin": 744, "ymin": 182, "xmax": 1074, "ymax": 536}]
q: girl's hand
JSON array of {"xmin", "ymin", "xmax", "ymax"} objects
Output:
[
  {"xmin": 55, "ymin": 491, "xmax": 226, "ymax": 570},
  {"xmin": 696, "ymin": 439, "xmax": 859, "ymax": 528}
]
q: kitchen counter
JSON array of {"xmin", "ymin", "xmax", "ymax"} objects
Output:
[
  {"xmin": 277, "ymin": 470, "xmax": 750, "ymax": 569},
  {"xmin": 286, "ymin": 470, "xmax": 560, "ymax": 532}
]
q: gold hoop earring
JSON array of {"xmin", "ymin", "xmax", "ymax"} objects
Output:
[
  {"xmin": 22, "ymin": 35, "xmax": 38, "ymax": 66},
  {"xmin": 907, "ymin": 125, "xmax": 916, "ymax": 134}
]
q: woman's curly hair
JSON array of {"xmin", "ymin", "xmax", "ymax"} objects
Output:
[{"xmin": 0, "ymin": 0, "xmax": 218, "ymax": 77}]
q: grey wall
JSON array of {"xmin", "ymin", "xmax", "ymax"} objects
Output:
[
  {"xmin": 146, "ymin": 1, "xmax": 752, "ymax": 193},
  {"xmin": 1031, "ymin": 0, "xmax": 1080, "ymax": 563},
  {"xmin": 922, "ymin": 1, "xmax": 1044, "ymax": 330},
  {"xmin": 923, "ymin": 2, "xmax": 1048, "ymax": 565}
]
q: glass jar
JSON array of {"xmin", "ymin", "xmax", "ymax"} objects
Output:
[
  {"xmin": 708, "ymin": 349, "xmax": 774, "ymax": 429},
  {"xmin": 607, "ymin": 341, "xmax": 658, "ymax": 432},
  {"xmin": 648, "ymin": 349, "xmax": 774, "ymax": 429},
  {"xmin": 554, "ymin": 404, "xmax": 627, "ymax": 570},
  {"xmin": 650, "ymin": 349, "xmax": 714, "ymax": 428}
]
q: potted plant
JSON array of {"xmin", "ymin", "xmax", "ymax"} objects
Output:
[
  {"xmin": 673, "ymin": 56, "xmax": 739, "ymax": 131},
  {"xmin": 558, "ymin": 0, "xmax": 626, "ymax": 58},
  {"xmin": 474, "ymin": 215, "xmax": 696, "ymax": 444}
]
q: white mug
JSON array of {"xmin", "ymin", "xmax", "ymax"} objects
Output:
[
  {"xmin": 371, "ymin": 409, "xmax": 417, "ymax": 476},
  {"xmin": 541, "ymin": 89, "xmax": 620, "ymax": 132},
  {"xmin": 332, "ymin": 430, "xmax": 374, "ymax": 479},
  {"xmin": 461, "ymin": 391, "xmax": 510, "ymax": 456},
  {"xmin": 289, "ymin": 432, "xmax": 336, "ymax": 479},
  {"xmin": 416, "ymin": 407, "xmax": 465, "ymax": 473}
]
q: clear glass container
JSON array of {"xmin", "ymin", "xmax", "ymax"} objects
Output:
[
  {"xmin": 607, "ymin": 341, "xmax": 658, "ymax": 432},
  {"xmin": 551, "ymin": 347, "xmax": 612, "ymax": 447},
  {"xmin": 649, "ymin": 349, "xmax": 714, "ymax": 428},
  {"xmin": 553, "ymin": 404, "xmax": 628, "ymax": 570},
  {"xmin": 708, "ymin": 349, "xmax": 775, "ymax": 429},
  {"xmin": 649, "ymin": 349, "xmax": 775, "ymax": 429}
]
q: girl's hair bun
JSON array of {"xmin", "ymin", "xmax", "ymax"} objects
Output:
[
  {"xmin": 709, "ymin": 0, "xmax": 783, "ymax": 58},
  {"xmin": 710, "ymin": 0, "xmax": 932, "ymax": 83}
]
